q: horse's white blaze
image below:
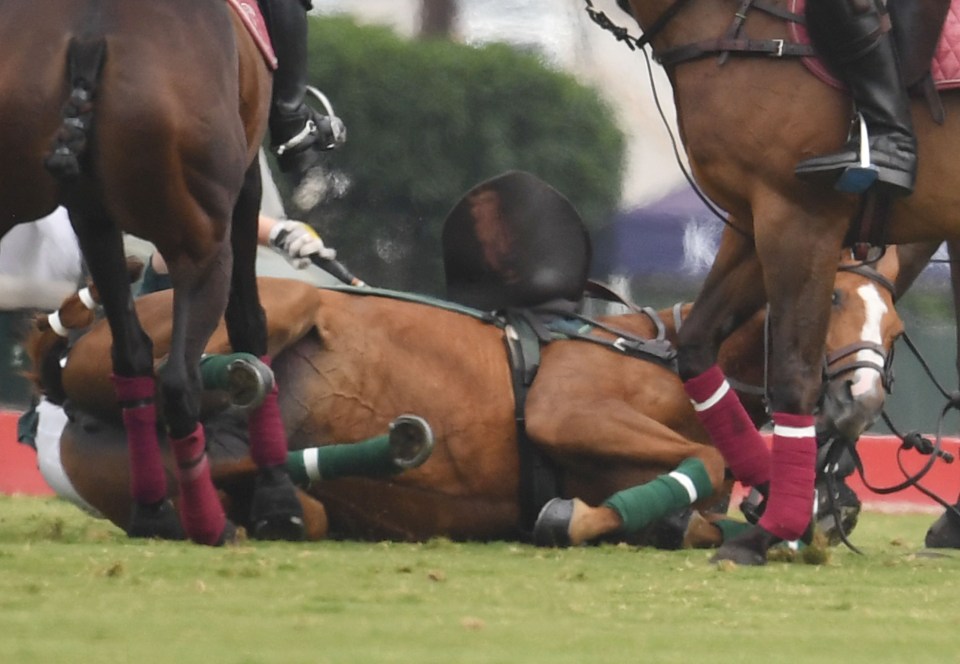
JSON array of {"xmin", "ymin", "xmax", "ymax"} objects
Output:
[{"xmin": 849, "ymin": 283, "xmax": 887, "ymax": 398}]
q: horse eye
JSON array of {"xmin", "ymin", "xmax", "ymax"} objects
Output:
[{"xmin": 831, "ymin": 290, "xmax": 841, "ymax": 306}]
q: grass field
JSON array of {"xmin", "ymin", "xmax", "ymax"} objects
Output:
[{"xmin": 0, "ymin": 496, "xmax": 958, "ymax": 664}]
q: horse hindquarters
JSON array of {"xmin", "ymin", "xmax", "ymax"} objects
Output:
[{"xmin": 48, "ymin": 1, "xmax": 260, "ymax": 545}]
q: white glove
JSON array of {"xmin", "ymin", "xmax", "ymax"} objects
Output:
[{"xmin": 268, "ymin": 219, "xmax": 336, "ymax": 270}]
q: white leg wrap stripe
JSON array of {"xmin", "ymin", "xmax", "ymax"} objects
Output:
[
  {"xmin": 774, "ymin": 423, "xmax": 816, "ymax": 439},
  {"xmin": 303, "ymin": 447, "xmax": 322, "ymax": 481},
  {"xmin": 668, "ymin": 471, "xmax": 698, "ymax": 503},
  {"xmin": 78, "ymin": 287, "xmax": 98, "ymax": 311},
  {"xmin": 46, "ymin": 310, "xmax": 69, "ymax": 338},
  {"xmin": 690, "ymin": 380, "xmax": 730, "ymax": 412}
]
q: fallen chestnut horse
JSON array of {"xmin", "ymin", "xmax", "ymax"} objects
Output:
[{"xmin": 26, "ymin": 251, "xmax": 902, "ymax": 545}]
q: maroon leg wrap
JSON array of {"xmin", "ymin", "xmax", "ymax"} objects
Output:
[
  {"xmin": 684, "ymin": 365, "xmax": 771, "ymax": 488},
  {"xmin": 112, "ymin": 374, "xmax": 167, "ymax": 505},
  {"xmin": 170, "ymin": 425, "xmax": 226, "ymax": 545},
  {"xmin": 759, "ymin": 412, "xmax": 817, "ymax": 541},
  {"xmin": 247, "ymin": 355, "xmax": 288, "ymax": 468}
]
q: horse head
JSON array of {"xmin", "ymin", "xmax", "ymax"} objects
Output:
[
  {"xmin": 817, "ymin": 249, "xmax": 903, "ymax": 445},
  {"xmin": 24, "ymin": 256, "xmax": 144, "ymax": 404}
]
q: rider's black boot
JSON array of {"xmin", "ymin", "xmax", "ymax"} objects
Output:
[
  {"xmin": 259, "ymin": 0, "xmax": 344, "ymax": 191},
  {"xmin": 795, "ymin": 0, "xmax": 916, "ymax": 196}
]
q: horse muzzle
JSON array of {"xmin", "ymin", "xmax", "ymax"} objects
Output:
[{"xmin": 818, "ymin": 369, "xmax": 887, "ymax": 443}]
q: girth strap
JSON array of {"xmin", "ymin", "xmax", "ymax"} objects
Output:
[{"xmin": 502, "ymin": 311, "xmax": 562, "ymax": 537}]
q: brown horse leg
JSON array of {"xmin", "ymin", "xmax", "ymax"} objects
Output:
[
  {"xmin": 712, "ymin": 210, "xmax": 845, "ymax": 564},
  {"xmin": 923, "ymin": 240, "xmax": 960, "ymax": 546},
  {"xmin": 526, "ymin": 399, "xmax": 726, "ymax": 546},
  {"xmin": 159, "ymin": 238, "xmax": 236, "ymax": 545},
  {"xmin": 225, "ymin": 161, "xmax": 304, "ymax": 541},
  {"xmin": 65, "ymin": 200, "xmax": 182, "ymax": 539},
  {"xmin": 677, "ymin": 224, "xmax": 773, "ymax": 490}
]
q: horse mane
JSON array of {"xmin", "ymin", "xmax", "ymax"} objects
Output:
[{"xmin": 23, "ymin": 256, "xmax": 145, "ymax": 404}]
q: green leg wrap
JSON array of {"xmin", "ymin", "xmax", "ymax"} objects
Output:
[
  {"xmin": 602, "ymin": 457, "xmax": 714, "ymax": 534},
  {"xmin": 713, "ymin": 518, "xmax": 753, "ymax": 542},
  {"xmin": 285, "ymin": 434, "xmax": 398, "ymax": 486}
]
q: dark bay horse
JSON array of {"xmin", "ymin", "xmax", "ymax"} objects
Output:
[
  {"xmin": 618, "ymin": 0, "xmax": 960, "ymax": 562},
  {"xmin": 0, "ymin": 0, "xmax": 301, "ymax": 544},
  {"xmin": 24, "ymin": 251, "xmax": 902, "ymax": 546}
]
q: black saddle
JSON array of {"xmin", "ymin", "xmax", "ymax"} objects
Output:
[{"xmin": 442, "ymin": 171, "xmax": 591, "ymax": 312}]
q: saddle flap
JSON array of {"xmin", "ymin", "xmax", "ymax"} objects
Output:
[{"xmin": 442, "ymin": 171, "xmax": 591, "ymax": 311}]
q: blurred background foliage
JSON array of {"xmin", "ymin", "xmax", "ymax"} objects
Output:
[{"xmin": 271, "ymin": 15, "xmax": 625, "ymax": 294}]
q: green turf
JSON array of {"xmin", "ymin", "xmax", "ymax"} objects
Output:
[{"xmin": 0, "ymin": 495, "xmax": 957, "ymax": 664}]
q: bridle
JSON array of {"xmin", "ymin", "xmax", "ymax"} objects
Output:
[
  {"xmin": 822, "ymin": 263, "xmax": 899, "ymax": 394},
  {"xmin": 584, "ymin": 0, "xmax": 812, "ymax": 68}
]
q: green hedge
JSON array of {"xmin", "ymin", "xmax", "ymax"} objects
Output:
[{"xmin": 287, "ymin": 16, "xmax": 625, "ymax": 293}]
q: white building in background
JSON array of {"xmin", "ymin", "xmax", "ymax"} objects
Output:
[{"xmin": 311, "ymin": 0, "xmax": 684, "ymax": 208}]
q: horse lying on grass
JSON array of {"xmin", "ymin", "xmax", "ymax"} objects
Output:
[{"xmin": 24, "ymin": 251, "xmax": 902, "ymax": 547}]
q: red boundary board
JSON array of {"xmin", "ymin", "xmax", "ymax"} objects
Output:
[
  {"xmin": 1, "ymin": 411, "xmax": 958, "ymax": 510},
  {"xmin": 0, "ymin": 410, "xmax": 54, "ymax": 496}
]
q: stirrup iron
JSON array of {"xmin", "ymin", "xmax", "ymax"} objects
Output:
[
  {"xmin": 306, "ymin": 85, "xmax": 347, "ymax": 149},
  {"xmin": 835, "ymin": 113, "xmax": 879, "ymax": 194}
]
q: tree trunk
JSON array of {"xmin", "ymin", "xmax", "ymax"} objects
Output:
[{"xmin": 420, "ymin": 0, "xmax": 457, "ymax": 38}]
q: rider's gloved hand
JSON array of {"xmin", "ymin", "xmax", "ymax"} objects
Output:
[{"xmin": 268, "ymin": 219, "xmax": 336, "ymax": 270}]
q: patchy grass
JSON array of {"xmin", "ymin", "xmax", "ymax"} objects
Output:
[{"xmin": 0, "ymin": 496, "xmax": 956, "ymax": 664}]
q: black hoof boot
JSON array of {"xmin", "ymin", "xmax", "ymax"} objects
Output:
[
  {"xmin": 532, "ymin": 498, "xmax": 574, "ymax": 547},
  {"xmin": 213, "ymin": 520, "xmax": 239, "ymax": 547},
  {"xmin": 710, "ymin": 524, "xmax": 780, "ymax": 566},
  {"xmin": 250, "ymin": 466, "xmax": 305, "ymax": 541},
  {"xmin": 925, "ymin": 506, "xmax": 960, "ymax": 548},
  {"xmin": 389, "ymin": 414, "xmax": 435, "ymax": 470},
  {"xmin": 127, "ymin": 499, "xmax": 186, "ymax": 540}
]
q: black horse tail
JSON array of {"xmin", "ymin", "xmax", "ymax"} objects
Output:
[{"xmin": 45, "ymin": 37, "xmax": 107, "ymax": 180}]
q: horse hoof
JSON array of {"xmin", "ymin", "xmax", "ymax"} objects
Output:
[
  {"xmin": 389, "ymin": 414, "xmax": 435, "ymax": 470},
  {"xmin": 649, "ymin": 508, "xmax": 693, "ymax": 550},
  {"xmin": 738, "ymin": 484, "xmax": 768, "ymax": 525},
  {"xmin": 127, "ymin": 499, "xmax": 185, "ymax": 540},
  {"xmin": 214, "ymin": 520, "xmax": 240, "ymax": 547},
  {"xmin": 710, "ymin": 525, "xmax": 778, "ymax": 566},
  {"xmin": 815, "ymin": 476, "xmax": 861, "ymax": 546},
  {"xmin": 532, "ymin": 498, "xmax": 574, "ymax": 547},
  {"xmin": 925, "ymin": 507, "xmax": 960, "ymax": 548},
  {"xmin": 199, "ymin": 353, "xmax": 274, "ymax": 410},
  {"xmin": 225, "ymin": 355, "xmax": 274, "ymax": 410},
  {"xmin": 250, "ymin": 466, "xmax": 306, "ymax": 541}
]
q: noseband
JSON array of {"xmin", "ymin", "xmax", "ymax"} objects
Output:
[{"xmin": 822, "ymin": 263, "xmax": 898, "ymax": 393}]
